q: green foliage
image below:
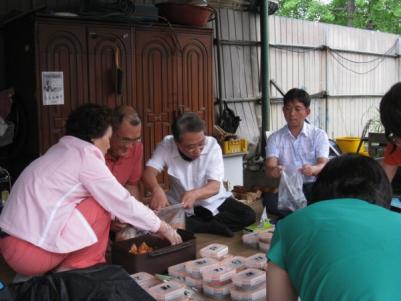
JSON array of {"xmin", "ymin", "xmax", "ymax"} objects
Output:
[{"xmin": 277, "ymin": 0, "xmax": 401, "ymax": 34}]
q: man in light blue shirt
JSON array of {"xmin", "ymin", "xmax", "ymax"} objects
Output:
[{"xmin": 263, "ymin": 88, "xmax": 329, "ymax": 217}]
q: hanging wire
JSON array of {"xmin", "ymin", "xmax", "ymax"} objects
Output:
[
  {"xmin": 328, "ymin": 50, "xmax": 387, "ymax": 75},
  {"xmin": 331, "ymin": 40, "xmax": 398, "ymax": 64}
]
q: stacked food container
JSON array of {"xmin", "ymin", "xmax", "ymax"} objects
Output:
[
  {"xmin": 230, "ymin": 268, "xmax": 266, "ymax": 301},
  {"xmin": 148, "ymin": 280, "xmax": 187, "ymax": 301},
  {"xmin": 154, "ymin": 243, "xmax": 269, "ymax": 300},
  {"xmin": 185, "ymin": 257, "xmax": 219, "ymax": 290},
  {"xmin": 242, "ymin": 227, "xmax": 275, "ymax": 252}
]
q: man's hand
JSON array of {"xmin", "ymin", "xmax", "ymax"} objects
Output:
[
  {"xmin": 149, "ymin": 186, "xmax": 169, "ymax": 211},
  {"xmin": 271, "ymin": 165, "xmax": 284, "ymax": 178},
  {"xmin": 181, "ymin": 190, "xmax": 199, "ymax": 209},
  {"xmin": 110, "ymin": 220, "xmax": 129, "ymax": 232},
  {"xmin": 299, "ymin": 164, "xmax": 315, "ymax": 177}
]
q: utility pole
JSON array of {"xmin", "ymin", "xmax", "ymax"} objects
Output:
[{"xmin": 346, "ymin": 0, "xmax": 355, "ymax": 26}]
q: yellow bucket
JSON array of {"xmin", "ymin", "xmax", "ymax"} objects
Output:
[{"xmin": 335, "ymin": 136, "xmax": 369, "ymax": 156}]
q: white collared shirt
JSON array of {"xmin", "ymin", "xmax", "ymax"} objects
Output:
[
  {"xmin": 265, "ymin": 123, "xmax": 329, "ymax": 183},
  {"xmin": 146, "ymin": 135, "xmax": 231, "ymax": 215}
]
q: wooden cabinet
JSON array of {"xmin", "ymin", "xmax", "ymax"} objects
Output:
[
  {"xmin": 4, "ymin": 15, "xmax": 213, "ymax": 175},
  {"xmin": 134, "ymin": 26, "xmax": 213, "ymax": 164}
]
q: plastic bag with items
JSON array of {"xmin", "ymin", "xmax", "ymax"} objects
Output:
[
  {"xmin": 157, "ymin": 203, "xmax": 186, "ymax": 230},
  {"xmin": 278, "ymin": 168, "xmax": 307, "ymax": 211}
]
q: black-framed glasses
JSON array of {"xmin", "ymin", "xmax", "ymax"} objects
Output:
[{"xmin": 115, "ymin": 133, "xmax": 141, "ymax": 145}]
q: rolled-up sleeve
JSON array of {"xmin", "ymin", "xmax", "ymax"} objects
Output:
[
  {"xmin": 146, "ymin": 140, "xmax": 167, "ymax": 172},
  {"xmin": 265, "ymin": 133, "xmax": 280, "ymax": 158},
  {"xmin": 205, "ymin": 141, "xmax": 224, "ymax": 181},
  {"xmin": 79, "ymin": 148, "xmax": 160, "ymax": 233},
  {"xmin": 315, "ymin": 130, "xmax": 330, "ymax": 159}
]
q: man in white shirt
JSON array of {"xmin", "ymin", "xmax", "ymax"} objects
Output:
[
  {"xmin": 264, "ymin": 88, "xmax": 330, "ymax": 217},
  {"xmin": 143, "ymin": 112, "xmax": 256, "ymax": 237}
]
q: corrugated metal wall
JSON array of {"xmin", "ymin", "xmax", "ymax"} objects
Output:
[
  {"xmin": 1, "ymin": 3, "xmax": 400, "ymax": 145},
  {"xmin": 214, "ymin": 12, "xmax": 400, "ymax": 151},
  {"xmin": 212, "ymin": 8, "xmax": 261, "ymax": 150}
]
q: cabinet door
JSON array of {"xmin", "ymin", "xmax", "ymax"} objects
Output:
[
  {"xmin": 177, "ymin": 30, "xmax": 214, "ymax": 134},
  {"xmin": 87, "ymin": 25, "xmax": 132, "ymax": 108},
  {"xmin": 135, "ymin": 27, "xmax": 178, "ymax": 165},
  {"xmin": 37, "ymin": 22, "xmax": 88, "ymax": 153}
]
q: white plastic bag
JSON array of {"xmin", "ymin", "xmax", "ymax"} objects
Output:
[{"xmin": 278, "ymin": 168, "xmax": 307, "ymax": 211}]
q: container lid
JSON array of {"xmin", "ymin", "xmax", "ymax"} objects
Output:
[
  {"xmin": 185, "ymin": 274, "xmax": 203, "ymax": 288},
  {"xmin": 244, "ymin": 253, "xmax": 267, "ymax": 270},
  {"xmin": 201, "ymin": 264, "xmax": 236, "ymax": 282},
  {"xmin": 230, "ymin": 283, "xmax": 266, "ymax": 301},
  {"xmin": 199, "ymin": 243, "xmax": 229, "ymax": 259},
  {"xmin": 232, "ymin": 268, "xmax": 265, "ymax": 288},
  {"xmin": 258, "ymin": 241, "xmax": 271, "ymax": 253},
  {"xmin": 257, "ymin": 230, "xmax": 274, "ymax": 243},
  {"xmin": 148, "ymin": 280, "xmax": 186, "ymax": 301},
  {"xmin": 242, "ymin": 232, "xmax": 259, "ymax": 244},
  {"xmin": 185, "ymin": 258, "xmax": 219, "ymax": 275},
  {"xmin": 203, "ymin": 282, "xmax": 232, "ymax": 296},
  {"xmin": 168, "ymin": 262, "xmax": 186, "ymax": 275},
  {"xmin": 139, "ymin": 277, "xmax": 162, "ymax": 290},
  {"xmin": 221, "ymin": 256, "xmax": 246, "ymax": 271},
  {"xmin": 131, "ymin": 272, "xmax": 154, "ymax": 285}
]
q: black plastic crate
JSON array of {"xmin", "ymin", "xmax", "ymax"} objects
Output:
[{"xmin": 111, "ymin": 229, "xmax": 196, "ymax": 275}]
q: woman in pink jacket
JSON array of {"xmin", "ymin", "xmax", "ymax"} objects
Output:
[{"xmin": 0, "ymin": 104, "xmax": 181, "ymax": 276}]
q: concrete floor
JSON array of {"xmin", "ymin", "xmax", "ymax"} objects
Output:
[{"xmin": 0, "ymin": 199, "xmax": 265, "ymax": 285}]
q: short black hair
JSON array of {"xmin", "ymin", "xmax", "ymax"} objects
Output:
[
  {"xmin": 171, "ymin": 112, "xmax": 205, "ymax": 142},
  {"xmin": 310, "ymin": 154, "xmax": 392, "ymax": 208},
  {"xmin": 283, "ymin": 88, "xmax": 311, "ymax": 108},
  {"xmin": 380, "ymin": 82, "xmax": 401, "ymax": 144},
  {"xmin": 65, "ymin": 103, "xmax": 112, "ymax": 143},
  {"xmin": 111, "ymin": 105, "xmax": 141, "ymax": 131}
]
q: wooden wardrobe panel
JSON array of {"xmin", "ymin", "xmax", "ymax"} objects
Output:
[
  {"xmin": 87, "ymin": 25, "xmax": 133, "ymax": 108},
  {"xmin": 134, "ymin": 26, "xmax": 179, "ymax": 165},
  {"xmin": 36, "ymin": 21, "xmax": 88, "ymax": 153}
]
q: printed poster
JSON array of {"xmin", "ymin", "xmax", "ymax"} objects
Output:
[{"xmin": 42, "ymin": 71, "xmax": 64, "ymax": 105}]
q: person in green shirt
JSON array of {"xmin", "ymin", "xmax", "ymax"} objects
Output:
[{"xmin": 267, "ymin": 154, "xmax": 401, "ymax": 301}]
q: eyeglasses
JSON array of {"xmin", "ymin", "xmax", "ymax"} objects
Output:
[
  {"xmin": 115, "ymin": 133, "xmax": 141, "ymax": 145},
  {"xmin": 178, "ymin": 140, "xmax": 206, "ymax": 153}
]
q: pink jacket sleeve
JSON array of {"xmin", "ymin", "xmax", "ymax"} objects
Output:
[{"xmin": 79, "ymin": 147, "xmax": 160, "ymax": 233}]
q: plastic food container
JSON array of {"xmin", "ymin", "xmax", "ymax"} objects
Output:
[
  {"xmin": 230, "ymin": 283, "xmax": 266, "ymax": 301},
  {"xmin": 185, "ymin": 274, "xmax": 203, "ymax": 290},
  {"xmin": 168, "ymin": 262, "xmax": 187, "ymax": 281},
  {"xmin": 200, "ymin": 243, "xmax": 229, "ymax": 260},
  {"xmin": 221, "ymin": 255, "xmax": 246, "ymax": 271},
  {"xmin": 244, "ymin": 253, "xmax": 267, "ymax": 270},
  {"xmin": 130, "ymin": 271, "xmax": 154, "ymax": 285},
  {"xmin": 148, "ymin": 280, "xmax": 186, "ymax": 301},
  {"xmin": 242, "ymin": 232, "xmax": 259, "ymax": 248},
  {"xmin": 257, "ymin": 230, "xmax": 274, "ymax": 243},
  {"xmin": 232, "ymin": 268, "xmax": 266, "ymax": 290},
  {"xmin": 185, "ymin": 257, "xmax": 219, "ymax": 278},
  {"xmin": 139, "ymin": 277, "xmax": 162, "ymax": 290},
  {"xmin": 258, "ymin": 240, "xmax": 270, "ymax": 253},
  {"xmin": 201, "ymin": 264, "xmax": 236, "ymax": 286},
  {"xmin": 203, "ymin": 282, "xmax": 232, "ymax": 299}
]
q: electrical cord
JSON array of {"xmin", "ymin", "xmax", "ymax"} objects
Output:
[
  {"xmin": 331, "ymin": 40, "xmax": 398, "ymax": 64},
  {"xmin": 328, "ymin": 50, "xmax": 387, "ymax": 75}
]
